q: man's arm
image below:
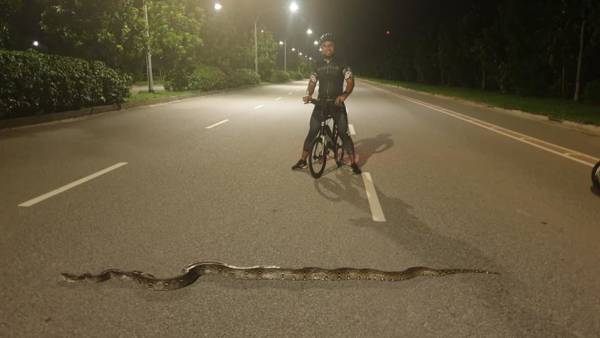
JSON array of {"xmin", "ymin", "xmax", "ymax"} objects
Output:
[
  {"xmin": 303, "ymin": 78, "xmax": 317, "ymax": 103},
  {"xmin": 303, "ymin": 71, "xmax": 318, "ymax": 103},
  {"xmin": 335, "ymin": 66, "xmax": 354, "ymax": 105}
]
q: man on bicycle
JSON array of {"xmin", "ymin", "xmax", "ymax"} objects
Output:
[{"xmin": 292, "ymin": 33, "xmax": 361, "ymax": 174}]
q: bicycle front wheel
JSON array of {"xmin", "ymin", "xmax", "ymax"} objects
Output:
[
  {"xmin": 592, "ymin": 161, "xmax": 600, "ymax": 191},
  {"xmin": 309, "ymin": 136, "xmax": 327, "ymax": 178}
]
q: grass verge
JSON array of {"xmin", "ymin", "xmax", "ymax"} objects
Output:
[
  {"xmin": 127, "ymin": 90, "xmax": 195, "ymax": 104},
  {"xmin": 365, "ymin": 77, "xmax": 600, "ymax": 126}
]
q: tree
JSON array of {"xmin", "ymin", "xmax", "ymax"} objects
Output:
[
  {"xmin": 41, "ymin": 0, "xmax": 205, "ymax": 77},
  {"xmin": 257, "ymin": 30, "xmax": 277, "ymax": 80},
  {"xmin": 144, "ymin": 0, "xmax": 205, "ymax": 76},
  {"xmin": 41, "ymin": 0, "xmax": 146, "ymax": 73},
  {"xmin": 0, "ymin": 0, "xmax": 21, "ymax": 48}
]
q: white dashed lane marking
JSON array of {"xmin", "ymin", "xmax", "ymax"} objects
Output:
[
  {"xmin": 348, "ymin": 124, "xmax": 356, "ymax": 136},
  {"xmin": 205, "ymin": 119, "xmax": 229, "ymax": 129},
  {"xmin": 18, "ymin": 162, "xmax": 128, "ymax": 207},
  {"xmin": 361, "ymin": 172, "xmax": 386, "ymax": 222}
]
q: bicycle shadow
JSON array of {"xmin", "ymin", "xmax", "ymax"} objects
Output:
[
  {"xmin": 353, "ymin": 133, "xmax": 394, "ymax": 166},
  {"xmin": 311, "ymin": 171, "xmax": 571, "ymax": 336},
  {"xmin": 591, "ymin": 186, "xmax": 600, "ymax": 197}
]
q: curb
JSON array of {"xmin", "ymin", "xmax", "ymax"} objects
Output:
[
  {"xmin": 361, "ymin": 78, "xmax": 600, "ymax": 137},
  {"xmin": 0, "ymin": 83, "xmax": 266, "ymax": 132}
]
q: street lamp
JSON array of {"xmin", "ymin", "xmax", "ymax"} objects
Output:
[
  {"xmin": 142, "ymin": 1, "xmax": 154, "ymax": 93},
  {"xmin": 214, "ymin": 2, "xmax": 222, "ymax": 11},
  {"xmin": 306, "ymin": 28, "xmax": 313, "ymax": 35},
  {"xmin": 313, "ymin": 40, "xmax": 318, "ymax": 46},
  {"xmin": 291, "ymin": 47, "xmax": 296, "ymax": 52},
  {"xmin": 289, "ymin": 2, "xmax": 299, "ymax": 13},
  {"xmin": 299, "ymin": 52, "xmax": 303, "ymax": 56},
  {"xmin": 279, "ymin": 40, "xmax": 287, "ymax": 72},
  {"xmin": 254, "ymin": 2, "xmax": 298, "ymax": 75},
  {"xmin": 32, "ymin": 40, "xmax": 39, "ymax": 48}
]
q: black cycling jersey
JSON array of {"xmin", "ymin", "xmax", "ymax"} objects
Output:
[{"xmin": 310, "ymin": 57, "xmax": 353, "ymax": 100}]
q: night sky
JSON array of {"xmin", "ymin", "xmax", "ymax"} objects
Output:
[{"xmin": 254, "ymin": 0, "xmax": 448, "ymax": 71}]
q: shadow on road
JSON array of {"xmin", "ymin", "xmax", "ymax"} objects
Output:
[
  {"xmin": 353, "ymin": 133, "xmax": 394, "ymax": 166},
  {"xmin": 308, "ymin": 171, "xmax": 572, "ymax": 335}
]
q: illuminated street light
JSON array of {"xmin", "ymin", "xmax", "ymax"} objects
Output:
[
  {"xmin": 214, "ymin": 2, "xmax": 222, "ymax": 11},
  {"xmin": 279, "ymin": 40, "xmax": 288, "ymax": 72},
  {"xmin": 313, "ymin": 40, "xmax": 318, "ymax": 46},
  {"xmin": 309, "ymin": 57, "xmax": 312, "ymax": 60},
  {"xmin": 306, "ymin": 28, "xmax": 313, "ymax": 35},
  {"xmin": 289, "ymin": 2, "xmax": 299, "ymax": 13},
  {"xmin": 255, "ymin": 3, "xmax": 298, "ymax": 75},
  {"xmin": 291, "ymin": 47, "xmax": 296, "ymax": 52},
  {"xmin": 261, "ymin": 29, "xmax": 265, "ymax": 33},
  {"xmin": 299, "ymin": 52, "xmax": 303, "ymax": 56},
  {"xmin": 32, "ymin": 41, "xmax": 39, "ymax": 47}
]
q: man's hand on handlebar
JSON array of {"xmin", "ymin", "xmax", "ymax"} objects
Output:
[
  {"xmin": 335, "ymin": 94, "xmax": 347, "ymax": 106},
  {"xmin": 303, "ymin": 95, "xmax": 312, "ymax": 104}
]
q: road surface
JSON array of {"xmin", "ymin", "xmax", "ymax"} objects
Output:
[{"xmin": 1, "ymin": 80, "xmax": 599, "ymax": 337}]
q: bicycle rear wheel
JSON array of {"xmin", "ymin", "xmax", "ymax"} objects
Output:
[
  {"xmin": 592, "ymin": 161, "xmax": 600, "ymax": 191},
  {"xmin": 309, "ymin": 136, "xmax": 327, "ymax": 178}
]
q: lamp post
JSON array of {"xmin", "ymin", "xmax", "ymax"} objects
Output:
[
  {"xmin": 254, "ymin": 2, "xmax": 298, "ymax": 76},
  {"xmin": 279, "ymin": 40, "xmax": 287, "ymax": 72},
  {"xmin": 143, "ymin": 1, "xmax": 154, "ymax": 93}
]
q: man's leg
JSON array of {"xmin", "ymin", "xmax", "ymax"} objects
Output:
[
  {"xmin": 336, "ymin": 106, "xmax": 361, "ymax": 174},
  {"xmin": 292, "ymin": 108, "xmax": 321, "ymax": 170}
]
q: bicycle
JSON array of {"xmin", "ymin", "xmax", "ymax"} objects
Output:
[
  {"xmin": 307, "ymin": 99, "xmax": 345, "ymax": 179},
  {"xmin": 592, "ymin": 160, "xmax": 600, "ymax": 191}
]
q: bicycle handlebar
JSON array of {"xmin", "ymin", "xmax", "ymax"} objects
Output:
[{"xmin": 305, "ymin": 98, "xmax": 337, "ymax": 105}]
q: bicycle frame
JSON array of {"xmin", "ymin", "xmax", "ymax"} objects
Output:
[{"xmin": 307, "ymin": 99, "xmax": 345, "ymax": 178}]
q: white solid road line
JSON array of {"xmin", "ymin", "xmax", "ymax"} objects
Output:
[
  {"xmin": 254, "ymin": 104, "xmax": 265, "ymax": 110},
  {"xmin": 275, "ymin": 97, "xmax": 282, "ymax": 101},
  {"xmin": 349, "ymin": 124, "xmax": 356, "ymax": 136},
  {"xmin": 18, "ymin": 162, "xmax": 128, "ymax": 207},
  {"xmin": 205, "ymin": 119, "xmax": 229, "ymax": 129},
  {"xmin": 361, "ymin": 172, "xmax": 386, "ymax": 222},
  {"xmin": 365, "ymin": 82, "xmax": 599, "ymax": 168}
]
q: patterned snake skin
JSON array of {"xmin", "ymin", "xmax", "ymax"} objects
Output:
[{"xmin": 62, "ymin": 261, "xmax": 498, "ymax": 291}]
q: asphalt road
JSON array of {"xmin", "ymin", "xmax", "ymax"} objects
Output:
[{"xmin": 1, "ymin": 80, "xmax": 599, "ymax": 337}]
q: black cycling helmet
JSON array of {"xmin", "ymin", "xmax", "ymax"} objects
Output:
[{"xmin": 319, "ymin": 33, "xmax": 336, "ymax": 45}]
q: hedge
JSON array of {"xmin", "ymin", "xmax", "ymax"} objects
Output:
[
  {"xmin": 0, "ymin": 50, "xmax": 131, "ymax": 119},
  {"xmin": 585, "ymin": 80, "xmax": 600, "ymax": 103},
  {"xmin": 288, "ymin": 71, "xmax": 304, "ymax": 81},
  {"xmin": 270, "ymin": 70, "xmax": 291, "ymax": 83},
  {"xmin": 226, "ymin": 68, "xmax": 260, "ymax": 87},
  {"xmin": 166, "ymin": 65, "xmax": 260, "ymax": 91}
]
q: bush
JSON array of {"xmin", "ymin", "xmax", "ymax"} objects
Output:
[
  {"xmin": 288, "ymin": 71, "xmax": 304, "ymax": 81},
  {"xmin": 0, "ymin": 50, "xmax": 131, "ymax": 119},
  {"xmin": 269, "ymin": 70, "xmax": 291, "ymax": 83},
  {"xmin": 584, "ymin": 80, "xmax": 600, "ymax": 103},
  {"xmin": 165, "ymin": 64, "xmax": 228, "ymax": 91},
  {"xmin": 187, "ymin": 65, "xmax": 227, "ymax": 91},
  {"xmin": 226, "ymin": 69, "xmax": 260, "ymax": 87}
]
